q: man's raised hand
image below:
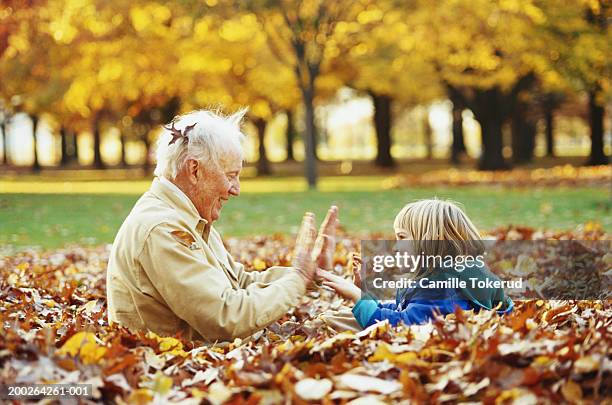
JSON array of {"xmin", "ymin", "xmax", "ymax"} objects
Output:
[
  {"xmin": 293, "ymin": 212, "xmax": 317, "ymax": 284},
  {"xmin": 312, "ymin": 205, "xmax": 339, "ymax": 271}
]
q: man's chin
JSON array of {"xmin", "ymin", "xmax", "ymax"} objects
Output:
[{"xmin": 210, "ymin": 208, "xmax": 221, "ymax": 222}]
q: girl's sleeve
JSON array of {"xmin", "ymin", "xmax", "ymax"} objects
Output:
[
  {"xmin": 352, "ymin": 295, "xmax": 398, "ymax": 328},
  {"xmin": 353, "ymin": 299, "xmax": 470, "ymax": 329},
  {"xmin": 379, "ymin": 301, "xmax": 399, "ymax": 310}
]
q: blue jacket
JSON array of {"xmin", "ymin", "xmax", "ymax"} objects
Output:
[{"xmin": 352, "ymin": 266, "xmax": 514, "ymax": 329}]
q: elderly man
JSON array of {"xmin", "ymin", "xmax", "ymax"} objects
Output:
[{"xmin": 106, "ymin": 109, "xmax": 337, "ymax": 342}]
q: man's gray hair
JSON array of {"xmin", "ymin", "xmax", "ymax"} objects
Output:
[{"xmin": 154, "ymin": 108, "xmax": 247, "ymax": 180}]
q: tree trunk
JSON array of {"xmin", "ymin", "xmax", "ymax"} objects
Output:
[
  {"xmin": 1, "ymin": 120, "xmax": 7, "ymax": 165},
  {"xmin": 285, "ymin": 110, "xmax": 295, "ymax": 161},
  {"xmin": 160, "ymin": 97, "xmax": 181, "ymax": 124},
  {"xmin": 478, "ymin": 116, "xmax": 507, "ymax": 170},
  {"xmin": 302, "ymin": 83, "xmax": 318, "ymax": 189},
  {"xmin": 472, "ymin": 88, "xmax": 508, "ymax": 170},
  {"xmin": 540, "ymin": 92, "xmax": 564, "ymax": 158},
  {"xmin": 92, "ymin": 113, "xmax": 105, "ymax": 169},
  {"xmin": 511, "ymin": 97, "xmax": 536, "ymax": 164},
  {"xmin": 254, "ymin": 117, "xmax": 271, "ymax": 175},
  {"xmin": 370, "ymin": 92, "xmax": 395, "ymax": 167},
  {"xmin": 60, "ymin": 126, "xmax": 70, "ymax": 166},
  {"xmin": 72, "ymin": 132, "xmax": 79, "ymax": 164},
  {"xmin": 586, "ymin": 90, "xmax": 608, "ymax": 165},
  {"xmin": 524, "ymin": 122, "xmax": 536, "ymax": 163},
  {"xmin": 544, "ymin": 105, "xmax": 555, "ymax": 157},
  {"xmin": 119, "ymin": 132, "xmax": 128, "ymax": 167},
  {"xmin": 450, "ymin": 99, "xmax": 467, "ymax": 164},
  {"xmin": 316, "ymin": 111, "xmax": 326, "ymax": 162},
  {"xmin": 143, "ymin": 135, "xmax": 151, "ymax": 172},
  {"xmin": 511, "ymin": 121, "xmax": 536, "ymax": 164},
  {"xmin": 31, "ymin": 115, "xmax": 40, "ymax": 172},
  {"xmin": 423, "ymin": 109, "xmax": 433, "ymax": 160}
]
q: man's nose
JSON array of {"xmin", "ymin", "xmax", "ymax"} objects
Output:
[{"xmin": 229, "ymin": 179, "xmax": 240, "ymax": 196}]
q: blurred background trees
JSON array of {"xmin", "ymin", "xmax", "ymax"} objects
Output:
[{"xmin": 0, "ymin": 0, "xmax": 609, "ymax": 186}]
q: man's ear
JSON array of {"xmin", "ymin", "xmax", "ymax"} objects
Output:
[{"xmin": 185, "ymin": 159, "xmax": 200, "ymax": 185}]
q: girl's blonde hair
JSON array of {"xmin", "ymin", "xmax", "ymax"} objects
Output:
[{"xmin": 393, "ymin": 199, "xmax": 485, "ymax": 272}]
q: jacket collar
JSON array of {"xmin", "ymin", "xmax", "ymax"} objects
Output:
[{"xmin": 150, "ymin": 177, "xmax": 209, "ymax": 239}]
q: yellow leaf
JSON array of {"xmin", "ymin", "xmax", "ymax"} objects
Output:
[
  {"xmin": 369, "ymin": 343, "xmax": 427, "ymax": 366},
  {"xmin": 7, "ymin": 273, "xmax": 19, "ymax": 286},
  {"xmin": 56, "ymin": 332, "xmax": 107, "ymax": 365},
  {"xmin": 146, "ymin": 332, "xmax": 188, "ymax": 357},
  {"xmin": 274, "ymin": 363, "xmax": 294, "ymax": 385},
  {"xmin": 253, "ymin": 258, "xmax": 267, "ymax": 271},
  {"xmin": 495, "ymin": 388, "xmax": 537, "ymax": 405},
  {"xmin": 561, "ymin": 380, "xmax": 582, "ymax": 402},
  {"xmin": 151, "ymin": 372, "xmax": 173, "ymax": 396},
  {"xmin": 558, "ymin": 347, "xmax": 570, "ymax": 356},
  {"xmin": 525, "ymin": 318, "xmax": 538, "ymax": 330},
  {"xmin": 127, "ymin": 388, "xmax": 153, "ymax": 405},
  {"xmin": 191, "ymin": 388, "xmax": 206, "ymax": 399},
  {"xmin": 533, "ymin": 356, "xmax": 551, "ymax": 366},
  {"xmin": 78, "ymin": 300, "xmax": 98, "ymax": 314},
  {"xmin": 584, "ymin": 221, "xmax": 602, "ymax": 232},
  {"xmin": 130, "ymin": 7, "xmax": 151, "ymax": 32}
]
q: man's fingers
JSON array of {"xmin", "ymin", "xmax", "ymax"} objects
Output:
[
  {"xmin": 293, "ymin": 212, "xmax": 318, "ymax": 283},
  {"xmin": 319, "ymin": 205, "xmax": 338, "ymax": 235},
  {"xmin": 312, "ymin": 206, "xmax": 339, "ymax": 267},
  {"xmin": 311, "ymin": 234, "xmax": 326, "ymax": 261},
  {"xmin": 296, "ymin": 212, "xmax": 316, "ymax": 253}
]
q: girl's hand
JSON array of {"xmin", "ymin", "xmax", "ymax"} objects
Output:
[
  {"xmin": 349, "ymin": 253, "xmax": 362, "ymax": 288},
  {"xmin": 318, "ymin": 269, "xmax": 362, "ymax": 303}
]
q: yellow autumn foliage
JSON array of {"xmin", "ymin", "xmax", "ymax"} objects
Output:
[
  {"xmin": 56, "ymin": 331, "xmax": 107, "ymax": 365},
  {"xmin": 369, "ymin": 343, "xmax": 429, "ymax": 367},
  {"xmin": 146, "ymin": 331, "xmax": 189, "ymax": 357}
]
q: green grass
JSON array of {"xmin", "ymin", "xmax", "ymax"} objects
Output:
[
  {"xmin": 0, "ymin": 183, "xmax": 609, "ymax": 250},
  {"xmin": 0, "ymin": 175, "xmax": 392, "ymax": 194}
]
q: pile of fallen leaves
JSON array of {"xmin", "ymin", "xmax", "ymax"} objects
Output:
[
  {"xmin": 1, "ymin": 227, "xmax": 610, "ymax": 404},
  {"xmin": 383, "ymin": 164, "xmax": 611, "ymax": 188}
]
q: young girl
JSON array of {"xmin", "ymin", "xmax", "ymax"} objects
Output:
[{"xmin": 319, "ymin": 199, "xmax": 513, "ymax": 329}]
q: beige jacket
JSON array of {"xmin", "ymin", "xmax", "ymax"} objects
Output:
[{"xmin": 106, "ymin": 178, "xmax": 306, "ymax": 342}]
